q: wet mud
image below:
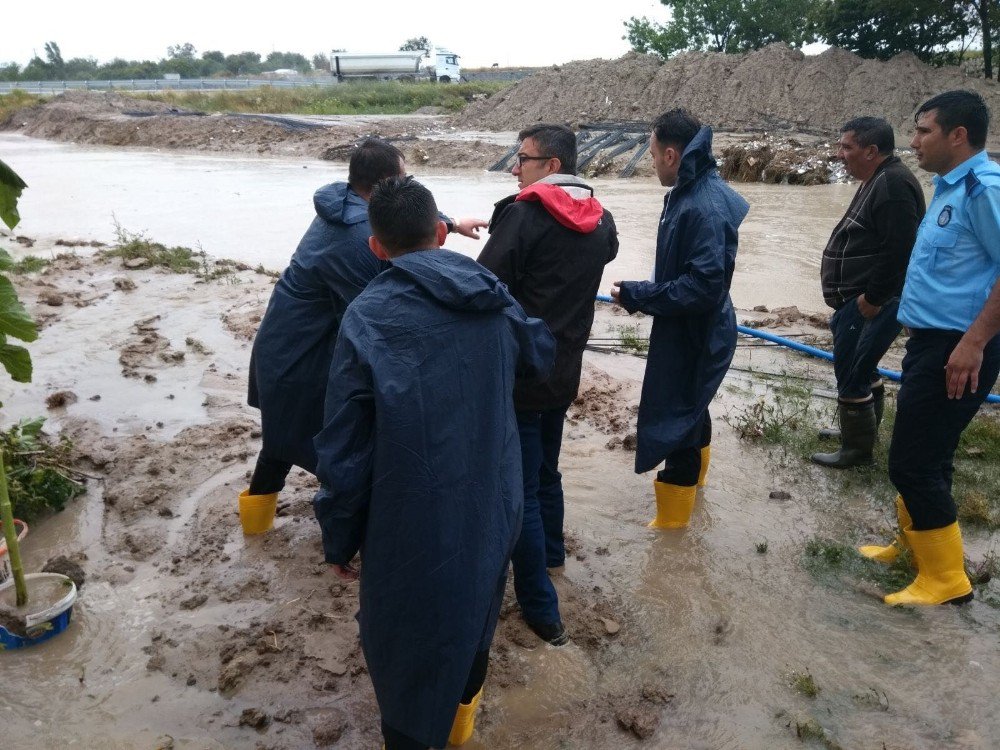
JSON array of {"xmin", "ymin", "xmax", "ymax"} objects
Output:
[{"xmin": 0, "ymin": 140, "xmax": 997, "ymax": 749}]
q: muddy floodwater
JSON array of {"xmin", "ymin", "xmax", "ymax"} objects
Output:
[
  {"xmin": 3, "ymin": 132, "xmax": 859, "ymax": 311},
  {"xmin": 1, "ymin": 133, "xmax": 997, "ymax": 750}
]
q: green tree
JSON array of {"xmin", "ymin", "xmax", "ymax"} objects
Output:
[
  {"xmin": 202, "ymin": 50, "xmax": 226, "ymax": 64},
  {"xmin": 312, "ymin": 52, "xmax": 331, "ymax": 71},
  {"xmin": 224, "ymin": 51, "xmax": 262, "ymax": 75},
  {"xmin": 167, "ymin": 42, "xmax": 197, "ymax": 59},
  {"xmin": 624, "ymin": 0, "xmax": 820, "ymax": 57},
  {"xmin": 264, "ymin": 51, "xmax": 312, "ymax": 72},
  {"xmin": 399, "ymin": 36, "xmax": 431, "ymax": 56},
  {"xmin": 820, "ymin": 0, "xmax": 971, "ymax": 63},
  {"xmin": 43, "ymin": 41, "xmax": 64, "ymax": 77}
]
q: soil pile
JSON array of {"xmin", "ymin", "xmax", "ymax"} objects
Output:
[{"xmin": 456, "ymin": 44, "xmax": 1000, "ymax": 141}]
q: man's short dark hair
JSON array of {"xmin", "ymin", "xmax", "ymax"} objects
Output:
[
  {"xmin": 652, "ymin": 108, "xmax": 702, "ymax": 152},
  {"xmin": 916, "ymin": 90, "xmax": 990, "ymax": 150},
  {"xmin": 348, "ymin": 138, "xmax": 405, "ymax": 193},
  {"xmin": 368, "ymin": 176, "xmax": 439, "ymax": 254},
  {"xmin": 518, "ymin": 124, "xmax": 577, "ymax": 174},
  {"xmin": 841, "ymin": 117, "xmax": 895, "ymax": 155}
]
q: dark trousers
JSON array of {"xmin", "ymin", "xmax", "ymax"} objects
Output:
[
  {"xmin": 510, "ymin": 407, "xmax": 567, "ymax": 625},
  {"xmin": 248, "ymin": 452, "xmax": 292, "ymax": 494},
  {"xmin": 382, "ymin": 649, "xmax": 490, "ymax": 750},
  {"xmin": 657, "ymin": 410, "xmax": 712, "ymax": 486},
  {"xmin": 830, "ymin": 296, "xmax": 902, "ymax": 400},
  {"xmin": 888, "ymin": 329, "xmax": 1000, "ymax": 530}
]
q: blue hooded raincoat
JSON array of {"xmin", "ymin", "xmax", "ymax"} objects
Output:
[
  {"xmin": 618, "ymin": 127, "xmax": 749, "ymax": 474},
  {"xmin": 313, "ymin": 249, "xmax": 555, "ymax": 748},
  {"xmin": 248, "ymin": 182, "xmax": 388, "ymax": 472}
]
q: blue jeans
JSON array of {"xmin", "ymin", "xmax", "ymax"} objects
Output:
[
  {"xmin": 888, "ymin": 330, "xmax": 1000, "ymax": 530},
  {"xmin": 830, "ymin": 296, "xmax": 902, "ymax": 399},
  {"xmin": 510, "ymin": 408, "xmax": 567, "ymax": 625}
]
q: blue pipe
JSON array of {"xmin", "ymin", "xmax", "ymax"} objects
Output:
[{"xmin": 594, "ymin": 294, "xmax": 1000, "ymax": 404}]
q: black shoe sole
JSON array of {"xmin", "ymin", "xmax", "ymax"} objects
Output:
[{"xmin": 947, "ymin": 591, "xmax": 974, "ymax": 605}]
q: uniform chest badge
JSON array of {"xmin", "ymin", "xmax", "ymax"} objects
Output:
[{"xmin": 937, "ymin": 205, "xmax": 953, "ymax": 227}]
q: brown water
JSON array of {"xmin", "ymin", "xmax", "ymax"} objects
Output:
[
  {"xmin": 2, "ymin": 132, "xmax": 856, "ymax": 313},
  {"xmin": 1, "ymin": 134, "xmax": 996, "ymax": 750}
]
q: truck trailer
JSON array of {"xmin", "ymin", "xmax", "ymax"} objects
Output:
[{"xmin": 332, "ymin": 49, "xmax": 460, "ymax": 82}]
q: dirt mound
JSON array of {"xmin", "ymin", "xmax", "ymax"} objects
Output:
[{"xmin": 456, "ymin": 44, "xmax": 1000, "ymax": 141}]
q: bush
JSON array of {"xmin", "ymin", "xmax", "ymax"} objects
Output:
[{"xmin": 1, "ymin": 417, "xmax": 84, "ymax": 522}]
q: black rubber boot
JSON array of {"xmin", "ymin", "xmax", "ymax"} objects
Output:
[
  {"xmin": 818, "ymin": 383, "xmax": 884, "ymax": 440},
  {"xmin": 811, "ymin": 400, "xmax": 876, "ymax": 468}
]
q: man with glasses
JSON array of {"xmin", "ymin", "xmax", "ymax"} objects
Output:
[{"xmin": 478, "ymin": 124, "xmax": 619, "ymax": 646}]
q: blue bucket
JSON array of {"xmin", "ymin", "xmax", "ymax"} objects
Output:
[{"xmin": 0, "ymin": 573, "xmax": 77, "ymax": 650}]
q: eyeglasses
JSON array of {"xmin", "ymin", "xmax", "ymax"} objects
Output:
[{"xmin": 513, "ymin": 154, "xmax": 555, "ymax": 167}]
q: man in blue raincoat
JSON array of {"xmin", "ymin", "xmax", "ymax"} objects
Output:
[
  {"xmin": 244, "ymin": 139, "xmax": 486, "ymax": 517},
  {"xmin": 612, "ymin": 109, "xmax": 749, "ymax": 528},
  {"xmin": 313, "ymin": 177, "xmax": 555, "ymax": 749}
]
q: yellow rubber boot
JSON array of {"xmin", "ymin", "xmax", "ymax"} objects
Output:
[
  {"xmin": 859, "ymin": 495, "xmax": 912, "ymax": 564},
  {"xmin": 697, "ymin": 445, "xmax": 711, "ymax": 488},
  {"xmin": 649, "ymin": 481, "xmax": 696, "ymax": 529},
  {"xmin": 884, "ymin": 522, "xmax": 973, "ymax": 606},
  {"xmin": 238, "ymin": 489, "xmax": 278, "ymax": 534},
  {"xmin": 448, "ymin": 688, "xmax": 483, "ymax": 746}
]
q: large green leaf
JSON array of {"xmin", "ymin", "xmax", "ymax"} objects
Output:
[
  {"xmin": 0, "ymin": 342, "xmax": 32, "ymax": 382},
  {"xmin": 0, "ymin": 248, "xmax": 13, "ymax": 272},
  {"xmin": 0, "ymin": 275, "xmax": 37, "ymax": 343},
  {"xmin": 0, "ymin": 159, "xmax": 28, "ymax": 231}
]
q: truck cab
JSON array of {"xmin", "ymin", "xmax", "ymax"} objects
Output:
[{"xmin": 434, "ymin": 49, "xmax": 460, "ymax": 83}]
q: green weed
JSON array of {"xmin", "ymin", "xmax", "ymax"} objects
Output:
[
  {"xmin": 756, "ymin": 540, "xmax": 769, "ymax": 554},
  {"xmin": 614, "ymin": 324, "xmax": 649, "ymax": 354},
  {"xmin": 803, "ymin": 537, "xmax": 914, "ymax": 592},
  {"xmin": 10, "ymin": 255, "xmax": 48, "ymax": 274},
  {"xmin": 0, "ymin": 417, "xmax": 85, "ymax": 522},
  {"xmin": 789, "ymin": 671, "xmax": 819, "ymax": 698}
]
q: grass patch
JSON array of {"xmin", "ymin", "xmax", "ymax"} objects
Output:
[
  {"xmin": 10, "ymin": 255, "xmax": 49, "ymax": 274},
  {"xmin": 0, "ymin": 90, "xmax": 43, "ymax": 120},
  {"xmin": 793, "ymin": 718, "xmax": 843, "ymax": 749},
  {"xmin": 756, "ymin": 540, "xmax": 769, "ymax": 554},
  {"xmin": 101, "ymin": 221, "xmax": 250, "ymax": 284},
  {"xmin": 789, "ymin": 670, "xmax": 819, "ymax": 698},
  {"xmin": 134, "ymin": 80, "xmax": 511, "ymax": 116},
  {"xmin": 614, "ymin": 324, "xmax": 649, "ymax": 355},
  {"xmin": 803, "ymin": 537, "xmax": 914, "ymax": 592},
  {"xmin": 726, "ymin": 376, "xmax": 1000, "ymax": 529},
  {"xmin": 102, "ymin": 222, "xmax": 202, "ymax": 274}
]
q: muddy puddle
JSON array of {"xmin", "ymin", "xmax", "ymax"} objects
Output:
[{"xmin": 0, "ymin": 134, "xmax": 997, "ymax": 749}]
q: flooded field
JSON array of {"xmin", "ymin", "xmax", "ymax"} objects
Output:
[
  {"xmin": 1, "ymin": 133, "xmax": 996, "ymax": 750},
  {"xmin": 2, "ymin": 132, "xmax": 860, "ymax": 312}
]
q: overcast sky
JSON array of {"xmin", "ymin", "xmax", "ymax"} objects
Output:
[{"xmin": 3, "ymin": 0, "xmax": 668, "ymax": 69}]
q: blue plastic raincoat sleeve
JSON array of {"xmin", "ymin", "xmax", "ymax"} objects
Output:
[
  {"xmin": 313, "ymin": 330, "xmax": 375, "ymax": 565},
  {"xmin": 505, "ymin": 303, "xmax": 556, "ymax": 380},
  {"xmin": 617, "ymin": 208, "xmax": 727, "ymax": 317}
]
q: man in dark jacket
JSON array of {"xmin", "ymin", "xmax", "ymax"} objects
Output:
[
  {"xmin": 478, "ymin": 124, "xmax": 619, "ymax": 645},
  {"xmin": 314, "ymin": 177, "xmax": 555, "ymax": 749},
  {"xmin": 811, "ymin": 117, "xmax": 925, "ymax": 469},
  {"xmin": 244, "ymin": 139, "xmax": 486, "ymax": 525},
  {"xmin": 612, "ymin": 109, "xmax": 749, "ymax": 528}
]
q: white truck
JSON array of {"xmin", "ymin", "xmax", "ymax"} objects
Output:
[{"xmin": 332, "ymin": 48, "xmax": 461, "ymax": 83}]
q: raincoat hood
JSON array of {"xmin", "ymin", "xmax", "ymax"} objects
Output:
[
  {"xmin": 515, "ymin": 174, "xmax": 605, "ymax": 233},
  {"xmin": 675, "ymin": 127, "xmax": 718, "ymax": 193},
  {"xmin": 314, "ymin": 182, "xmax": 369, "ymax": 225},
  {"xmin": 391, "ymin": 250, "xmax": 513, "ymax": 312}
]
